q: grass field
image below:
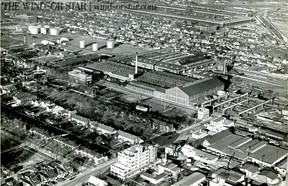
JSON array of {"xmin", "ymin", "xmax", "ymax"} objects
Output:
[
  {"xmin": 120, "ymin": 94, "xmax": 144, "ymax": 103},
  {"xmin": 151, "ymin": 132, "xmax": 180, "ymax": 146},
  {"xmin": 1, "ymin": 130, "xmax": 52, "ymax": 170},
  {"xmin": 0, "ymin": 34, "xmax": 24, "ymax": 48}
]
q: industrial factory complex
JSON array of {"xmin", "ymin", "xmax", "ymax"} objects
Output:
[
  {"xmin": 74, "ymin": 51, "xmax": 225, "ymax": 107},
  {"xmin": 1, "ymin": 1, "xmax": 288, "ymax": 186}
]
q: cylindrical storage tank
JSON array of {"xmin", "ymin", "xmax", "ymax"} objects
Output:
[
  {"xmin": 92, "ymin": 43, "xmax": 98, "ymax": 51},
  {"xmin": 107, "ymin": 40, "xmax": 114, "ymax": 49},
  {"xmin": 50, "ymin": 27, "xmax": 60, "ymax": 35},
  {"xmin": 80, "ymin": 40, "xmax": 85, "ymax": 49},
  {"xmin": 29, "ymin": 26, "xmax": 39, "ymax": 35},
  {"xmin": 40, "ymin": 27, "xmax": 47, "ymax": 34}
]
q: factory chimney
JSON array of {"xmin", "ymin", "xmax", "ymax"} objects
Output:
[{"xmin": 135, "ymin": 52, "xmax": 138, "ymax": 74}]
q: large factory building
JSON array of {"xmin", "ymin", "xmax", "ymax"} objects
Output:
[
  {"xmin": 84, "ymin": 58, "xmax": 225, "ymax": 107},
  {"xmin": 127, "ymin": 75, "xmax": 225, "ymax": 107}
]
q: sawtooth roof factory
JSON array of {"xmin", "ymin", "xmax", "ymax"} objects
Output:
[
  {"xmin": 130, "ymin": 50, "xmax": 214, "ymax": 74},
  {"xmin": 204, "ymin": 130, "xmax": 287, "ymax": 167},
  {"xmin": 84, "ymin": 58, "xmax": 225, "ymax": 107}
]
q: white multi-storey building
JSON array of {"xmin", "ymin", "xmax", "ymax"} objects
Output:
[{"xmin": 110, "ymin": 144, "xmax": 157, "ymax": 180}]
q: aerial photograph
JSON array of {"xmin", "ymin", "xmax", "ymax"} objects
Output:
[{"xmin": 0, "ymin": 0, "xmax": 287, "ymax": 185}]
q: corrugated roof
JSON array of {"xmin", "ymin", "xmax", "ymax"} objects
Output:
[
  {"xmin": 178, "ymin": 55, "xmax": 208, "ymax": 65},
  {"xmin": 249, "ymin": 144, "xmax": 287, "ymax": 165},
  {"xmin": 248, "ymin": 141, "xmax": 267, "ymax": 153},
  {"xmin": 215, "ymin": 168, "xmax": 244, "ymax": 183},
  {"xmin": 172, "ymin": 172, "xmax": 205, "ymax": 186},
  {"xmin": 179, "ymin": 77, "xmax": 225, "ymax": 96},
  {"xmin": 229, "ymin": 137, "xmax": 252, "ymax": 149},
  {"xmin": 241, "ymin": 162, "xmax": 259, "ymax": 173},
  {"xmin": 237, "ymin": 139, "xmax": 260, "ymax": 153},
  {"xmin": 129, "ymin": 81, "xmax": 166, "ymax": 93},
  {"xmin": 259, "ymin": 169, "xmax": 278, "ymax": 180}
]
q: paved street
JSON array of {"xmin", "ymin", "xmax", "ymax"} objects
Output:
[{"xmin": 57, "ymin": 158, "xmax": 117, "ymax": 186}]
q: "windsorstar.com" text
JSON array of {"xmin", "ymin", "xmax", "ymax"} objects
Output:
[{"xmin": 1, "ymin": 1, "xmax": 157, "ymax": 11}]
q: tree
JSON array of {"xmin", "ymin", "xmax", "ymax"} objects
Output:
[{"xmin": 94, "ymin": 135, "xmax": 103, "ymax": 145}]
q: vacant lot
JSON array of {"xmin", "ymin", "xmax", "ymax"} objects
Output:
[
  {"xmin": 1, "ymin": 130, "xmax": 52, "ymax": 170},
  {"xmin": 1, "ymin": 145, "xmax": 51, "ymax": 169}
]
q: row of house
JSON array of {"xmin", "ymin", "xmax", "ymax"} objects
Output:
[
  {"xmin": 70, "ymin": 114, "xmax": 144, "ymax": 145},
  {"xmin": 28, "ymin": 99, "xmax": 144, "ymax": 145},
  {"xmin": 30, "ymin": 128, "xmax": 108, "ymax": 165}
]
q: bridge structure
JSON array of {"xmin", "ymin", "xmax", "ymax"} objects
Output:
[
  {"xmin": 201, "ymin": 93, "xmax": 228, "ymax": 108},
  {"xmin": 212, "ymin": 93, "xmax": 249, "ymax": 114},
  {"xmin": 238, "ymin": 100, "xmax": 272, "ymax": 117}
]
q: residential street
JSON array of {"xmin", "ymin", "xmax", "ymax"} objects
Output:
[{"xmin": 58, "ymin": 158, "xmax": 117, "ymax": 186}]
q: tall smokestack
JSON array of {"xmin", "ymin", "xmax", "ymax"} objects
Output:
[{"xmin": 135, "ymin": 52, "xmax": 138, "ymax": 74}]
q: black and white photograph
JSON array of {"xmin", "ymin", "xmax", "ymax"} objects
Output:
[{"xmin": 0, "ymin": 0, "xmax": 287, "ymax": 185}]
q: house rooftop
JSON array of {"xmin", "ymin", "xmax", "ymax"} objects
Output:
[
  {"xmin": 259, "ymin": 169, "xmax": 278, "ymax": 180},
  {"xmin": 215, "ymin": 168, "xmax": 244, "ymax": 183},
  {"xmin": 142, "ymin": 172, "xmax": 167, "ymax": 181},
  {"xmin": 87, "ymin": 175, "xmax": 107, "ymax": 186},
  {"xmin": 172, "ymin": 172, "xmax": 205, "ymax": 186},
  {"xmin": 97, "ymin": 123, "xmax": 115, "ymax": 133},
  {"xmin": 71, "ymin": 114, "xmax": 89, "ymax": 123},
  {"xmin": 241, "ymin": 162, "xmax": 259, "ymax": 173},
  {"xmin": 117, "ymin": 130, "xmax": 143, "ymax": 142}
]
